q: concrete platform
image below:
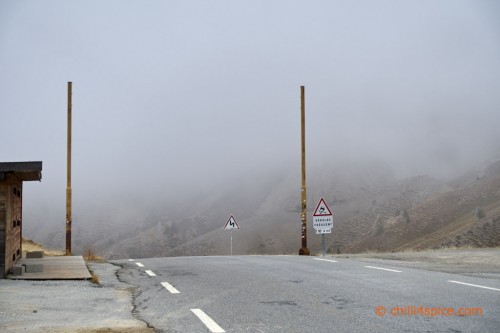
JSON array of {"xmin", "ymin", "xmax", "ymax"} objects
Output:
[{"xmin": 9, "ymin": 256, "xmax": 92, "ymax": 280}]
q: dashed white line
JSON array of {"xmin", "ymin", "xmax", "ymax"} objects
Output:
[
  {"xmin": 128, "ymin": 259, "xmax": 135, "ymax": 261},
  {"xmin": 135, "ymin": 262, "xmax": 145, "ymax": 267},
  {"xmin": 313, "ymin": 258, "xmax": 338, "ymax": 263},
  {"xmin": 191, "ymin": 309, "xmax": 225, "ymax": 333},
  {"xmin": 364, "ymin": 265, "xmax": 402, "ymax": 273},
  {"xmin": 161, "ymin": 281, "xmax": 180, "ymax": 294},
  {"xmin": 448, "ymin": 280, "xmax": 500, "ymax": 292},
  {"xmin": 145, "ymin": 270, "xmax": 156, "ymax": 277}
]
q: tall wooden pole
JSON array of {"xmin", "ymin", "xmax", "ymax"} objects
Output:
[
  {"xmin": 66, "ymin": 81, "xmax": 72, "ymax": 256},
  {"xmin": 299, "ymin": 86, "xmax": 310, "ymax": 255}
]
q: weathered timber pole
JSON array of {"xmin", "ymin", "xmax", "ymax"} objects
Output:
[
  {"xmin": 66, "ymin": 81, "xmax": 72, "ymax": 256},
  {"xmin": 299, "ymin": 86, "xmax": 310, "ymax": 255}
]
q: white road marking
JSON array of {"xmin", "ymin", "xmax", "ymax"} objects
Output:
[
  {"xmin": 135, "ymin": 262, "xmax": 144, "ymax": 267},
  {"xmin": 364, "ymin": 265, "xmax": 402, "ymax": 273},
  {"xmin": 448, "ymin": 280, "xmax": 500, "ymax": 292},
  {"xmin": 313, "ymin": 258, "xmax": 338, "ymax": 263},
  {"xmin": 145, "ymin": 270, "xmax": 156, "ymax": 277},
  {"xmin": 161, "ymin": 281, "xmax": 180, "ymax": 294},
  {"xmin": 128, "ymin": 259, "xmax": 135, "ymax": 261},
  {"xmin": 191, "ymin": 309, "xmax": 225, "ymax": 333}
]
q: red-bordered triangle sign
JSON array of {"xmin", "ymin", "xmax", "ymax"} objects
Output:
[
  {"xmin": 313, "ymin": 198, "xmax": 333, "ymax": 216},
  {"xmin": 224, "ymin": 214, "xmax": 240, "ymax": 230}
]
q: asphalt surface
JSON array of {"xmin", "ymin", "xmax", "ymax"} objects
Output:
[
  {"xmin": 1, "ymin": 252, "xmax": 498, "ymax": 332},
  {"xmin": 113, "ymin": 255, "xmax": 500, "ymax": 333},
  {"xmin": 0, "ymin": 262, "xmax": 152, "ymax": 333}
]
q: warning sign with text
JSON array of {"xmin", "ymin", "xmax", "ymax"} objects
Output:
[{"xmin": 313, "ymin": 198, "xmax": 333, "ymax": 230}]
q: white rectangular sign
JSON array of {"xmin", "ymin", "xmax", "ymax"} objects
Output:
[
  {"xmin": 316, "ymin": 228, "xmax": 332, "ymax": 234},
  {"xmin": 313, "ymin": 215, "xmax": 333, "ymax": 229}
]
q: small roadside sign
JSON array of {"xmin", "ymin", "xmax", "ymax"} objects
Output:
[
  {"xmin": 313, "ymin": 198, "xmax": 334, "ymax": 257},
  {"xmin": 224, "ymin": 215, "xmax": 240, "ymax": 230},
  {"xmin": 313, "ymin": 198, "xmax": 333, "ymax": 230},
  {"xmin": 224, "ymin": 214, "xmax": 239, "ymax": 256},
  {"xmin": 313, "ymin": 197, "xmax": 333, "ymax": 216}
]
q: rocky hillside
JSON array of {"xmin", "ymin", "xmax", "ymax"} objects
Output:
[
  {"xmin": 344, "ymin": 159, "xmax": 500, "ymax": 253},
  {"xmin": 151, "ymin": 157, "xmax": 499, "ymax": 257},
  {"xmin": 25, "ymin": 157, "xmax": 500, "ymax": 258}
]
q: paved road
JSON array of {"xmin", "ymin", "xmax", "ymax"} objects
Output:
[{"xmin": 113, "ymin": 255, "xmax": 500, "ymax": 333}]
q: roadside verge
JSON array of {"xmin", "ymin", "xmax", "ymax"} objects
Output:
[{"xmin": 0, "ymin": 262, "xmax": 154, "ymax": 333}]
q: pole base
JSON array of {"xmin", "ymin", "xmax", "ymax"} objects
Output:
[{"xmin": 299, "ymin": 247, "xmax": 310, "ymax": 256}]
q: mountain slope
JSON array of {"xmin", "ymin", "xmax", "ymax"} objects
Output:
[
  {"xmin": 344, "ymin": 159, "xmax": 500, "ymax": 253},
  {"xmin": 26, "ymin": 157, "xmax": 500, "ymax": 258}
]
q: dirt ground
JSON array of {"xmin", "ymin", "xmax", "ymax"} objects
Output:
[{"xmin": 332, "ymin": 247, "xmax": 500, "ymax": 280}]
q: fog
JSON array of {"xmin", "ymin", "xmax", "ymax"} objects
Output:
[{"xmin": 1, "ymin": 1, "xmax": 500, "ymax": 234}]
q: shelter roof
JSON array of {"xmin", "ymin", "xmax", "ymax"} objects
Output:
[{"xmin": 0, "ymin": 161, "xmax": 42, "ymax": 182}]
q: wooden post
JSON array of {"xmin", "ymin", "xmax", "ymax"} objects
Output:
[
  {"xmin": 66, "ymin": 81, "xmax": 72, "ymax": 256},
  {"xmin": 299, "ymin": 86, "xmax": 310, "ymax": 255}
]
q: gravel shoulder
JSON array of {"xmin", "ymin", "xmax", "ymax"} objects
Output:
[
  {"xmin": 332, "ymin": 247, "xmax": 500, "ymax": 280},
  {"xmin": 0, "ymin": 262, "xmax": 153, "ymax": 333}
]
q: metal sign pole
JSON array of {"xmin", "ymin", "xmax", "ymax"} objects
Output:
[
  {"xmin": 230, "ymin": 230, "xmax": 233, "ymax": 256},
  {"xmin": 322, "ymin": 233, "xmax": 326, "ymax": 257}
]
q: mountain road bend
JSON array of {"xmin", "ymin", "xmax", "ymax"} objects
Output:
[{"xmin": 112, "ymin": 255, "xmax": 500, "ymax": 333}]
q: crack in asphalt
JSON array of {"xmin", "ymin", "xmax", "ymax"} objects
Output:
[{"xmin": 111, "ymin": 262, "xmax": 158, "ymax": 332}]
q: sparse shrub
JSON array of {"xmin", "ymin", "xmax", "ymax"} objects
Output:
[
  {"xmin": 474, "ymin": 207, "xmax": 485, "ymax": 219},
  {"xmin": 83, "ymin": 245, "xmax": 103, "ymax": 262},
  {"xmin": 90, "ymin": 272, "xmax": 100, "ymax": 284},
  {"xmin": 372, "ymin": 214, "xmax": 384, "ymax": 236},
  {"xmin": 403, "ymin": 209, "xmax": 410, "ymax": 223}
]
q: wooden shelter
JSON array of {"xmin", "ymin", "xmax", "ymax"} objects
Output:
[{"xmin": 0, "ymin": 161, "xmax": 42, "ymax": 278}]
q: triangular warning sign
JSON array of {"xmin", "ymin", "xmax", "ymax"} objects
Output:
[
  {"xmin": 313, "ymin": 198, "xmax": 333, "ymax": 216},
  {"xmin": 224, "ymin": 214, "xmax": 240, "ymax": 230}
]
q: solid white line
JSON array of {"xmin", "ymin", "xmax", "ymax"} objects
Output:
[
  {"xmin": 135, "ymin": 262, "xmax": 144, "ymax": 267},
  {"xmin": 364, "ymin": 265, "xmax": 402, "ymax": 273},
  {"xmin": 448, "ymin": 280, "xmax": 500, "ymax": 292},
  {"xmin": 145, "ymin": 270, "xmax": 156, "ymax": 277},
  {"xmin": 161, "ymin": 281, "xmax": 180, "ymax": 294},
  {"xmin": 313, "ymin": 258, "xmax": 338, "ymax": 263},
  {"xmin": 191, "ymin": 309, "xmax": 225, "ymax": 333}
]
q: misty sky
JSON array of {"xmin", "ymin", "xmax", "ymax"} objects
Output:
[{"xmin": 1, "ymin": 1, "xmax": 500, "ymax": 216}]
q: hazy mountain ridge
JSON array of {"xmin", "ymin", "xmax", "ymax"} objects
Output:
[
  {"xmin": 147, "ymin": 158, "xmax": 499, "ymax": 257},
  {"xmin": 345, "ymin": 159, "xmax": 500, "ymax": 253},
  {"xmin": 25, "ymin": 157, "xmax": 500, "ymax": 258}
]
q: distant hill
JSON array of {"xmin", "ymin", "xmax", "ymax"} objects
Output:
[
  {"xmin": 345, "ymin": 159, "xmax": 500, "ymax": 253},
  {"xmin": 25, "ymin": 156, "xmax": 500, "ymax": 258}
]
